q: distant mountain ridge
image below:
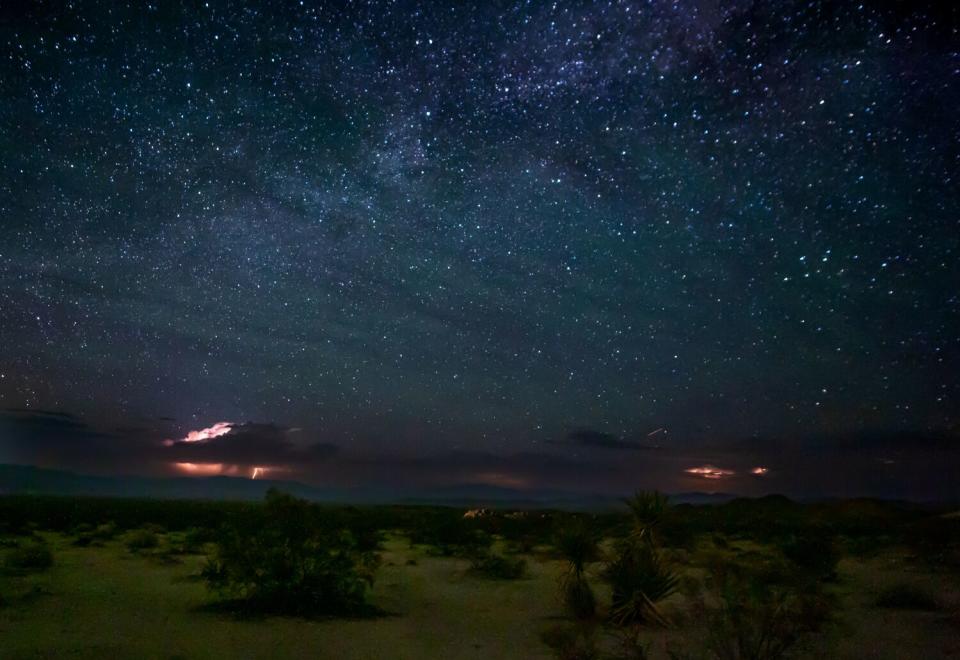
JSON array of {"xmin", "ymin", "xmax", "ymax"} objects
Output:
[{"xmin": 0, "ymin": 464, "xmax": 738, "ymax": 510}]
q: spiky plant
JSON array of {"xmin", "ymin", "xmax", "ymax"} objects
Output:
[
  {"xmin": 603, "ymin": 491, "xmax": 678, "ymax": 627},
  {"xmin": 556, "ymin": 520, "xmax": 600, "ymax": 579},
  {"xmin": 624, "ymin": 491, "xmax": 671, "ymax": 545},
  {"xmin": 555, "ymin": 519, "xmax": 600, "ymax": 619},
  {"xmin": 604, "ymin": 539, "xmax": 678, "ymax": 626}
]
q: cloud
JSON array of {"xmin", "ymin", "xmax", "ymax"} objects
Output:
[
  {"xmin": 165, "ymin": 422, "xmax": 340, "ymax": 472},
  {"xmin": 3, "ymin": 409, "xmax": 958, "ymax": 500},
  {"xmin": 0, "ymin": 409, "xmax": 162, "ymax": 471},
  {"xmin": 562, "ymin": 428, "xmax": 659, "ymax": 451},
  {"xmin": 684, "ymin": 465, "xmax": 735, "ymax": 480},
  {"xmin": 0, "ymin": 411, "xmax": 338, "ymax": 477}
]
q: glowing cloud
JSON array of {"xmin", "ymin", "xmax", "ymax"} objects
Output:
[
  {"xmin": 181, "ymin": 421, "xmax": 233, "ymax": 443},
  {"xmin": 685, "ymin": 465, "xmax": 735, "ymax": 480},
  {"xmin": 751, "ymin": 466, "xmax": 769, "ymax": 476},
  {"xmin": 251, "ymin": 466, "xmax": 265, "ymax": 479},
  {"xmin": 164, "ymin": 421, "xmax": 233, "ymax": 446}
]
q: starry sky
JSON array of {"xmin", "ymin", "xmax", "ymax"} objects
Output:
[{"xmin": 1, "ymin": 1, "xmax": 958, "ymax": 499}]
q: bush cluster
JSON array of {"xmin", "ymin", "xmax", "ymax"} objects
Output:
[
  {"xmin": 470, "ymin": 552, "xmax": 528, "ymax": 580},
  {"xmin": 202, "ymin": 489, "xmax": 380, "ymax": 617},
  {"xmin": 4, "ymin": 539, "xmax": 54, "ymax": 574},
  {"xmin": 125, "ymin": 528, "xmax": 160, "ymax": 552}
]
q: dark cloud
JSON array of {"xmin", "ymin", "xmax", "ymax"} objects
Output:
[
  {"xmin": 0, "ymin": 412, "xmax": 337, "ymax": 476},
  {"xmin": 562, "ymin": 428, "xmax": 660, "ymax": 452},
  {"xmin": 2, "ymin": 407, "xmax": 958, "ymax": 500},
  {"xmin": 166, "ymin": 422, "xmax": 339, "ymax": 466},
  {"xmin": 0, "ymin": 409, "xmax": 161, "ymax": 472}
]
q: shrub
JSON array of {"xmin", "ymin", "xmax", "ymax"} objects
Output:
[
  {"xmin": 125, "ymin": 528, "xmax": 159, "ymax": 552},
  {"xmin": 875, "ymin": 583, "xmax": 940, "ymax": 611},
  {"xmin": 202, "ymin": 490, "xmax": 379, "ymax": 617},
  {"xmin": 4, "ymin": 540, "xmax": 54, "ymax": 574},
  {"xmin": 470, "ymin": 552, "xmax": 528, "ymax": 579},
  {"xmin": 696, "ymin": 562, "xmax": 834, "ymax": 660},
  {"xmin": 540, "ymin": 623, "xmax": 600, "ymax": 660},
  {"xmin": 410, "ymin": 517, "xmax": 491, "ymax": 557},
  {"xmin": 94, "ymin": 522, "xmax": 118, "ymax": 540},
  {"xmin": 779, "ymin": 533, "xmax": 839, "ymax": 581},
  {"xmin": 563, "ymin": 577, "xmax": 597, "ymax": 621},
  {"xmin": 165, "ymin": 527, "xmax": 215, "ymax": 554},
  {"xmin": 72, "ymin": 533, "xmax": 95, "ymax": 547}
]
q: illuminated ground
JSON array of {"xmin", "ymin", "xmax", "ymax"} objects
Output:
[{"xmin": 1, "ymin": 534, "xmax": 957, "ymax": 659}]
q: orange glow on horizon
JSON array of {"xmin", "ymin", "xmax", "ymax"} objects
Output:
[
  {"xmin": 474, "ymin": 471, "xmax": 529, "ymax": 489},
  {"xmin": 174, "ymin": 462, "xmax": 224, "ymax": 476}
]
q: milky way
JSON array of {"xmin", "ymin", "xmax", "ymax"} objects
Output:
[{"xmin": 1, "ymin": 1, "xmax": 957, "ymax": 497}]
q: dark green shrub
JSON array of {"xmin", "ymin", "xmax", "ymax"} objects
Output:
[
  {"xmin": 125, "ymin": 528, "xmax": 159, "ymax": 552},
  {"xmin": 72, "ymin": 533, "xmax": 94, "ymax": 547},
  {"xmin": 202, "ymin": 490, "xmax": 379, "ymax": 617},
  {"xmin": 875, "ymin": 583, "xmax": 940, "ymax": 611},
  {"xmin": 540, "ymin": 623, "xmax": 600, "ymax": 660},
  {"xmin": 409, "ymin": 517, "xmax": 491, "ymax": 557},
  {"xmin": 74, "ymin": 522, "xmax": 116, "ymax": 547},
  {"xmin": 780, "ymin": 533, "xmax": 838, "ymax": 581},
  {"xmin": 164, "ymin": 527, "xmax": 215, "ymax": 554},
  {"xmin": 563, "ymin": 577, "xmax": 597, "ymax": 621},
  {"xmin": 705, "ymin": 584, "xmax": 814, "ymax": 659},
  {"xmin": 94, "ymin": 522, "xmax": 118, "ymax": 540},
  {"xmin": 4, "ymin": 540, "xmax": 53, "ymax": 573},
  {"xmin": 695, "ymin": 560, "xmax": 834, "ymax": 660},
  {"xmin": 470, "ymin": 552, "xmax": 527, "ymax": 579}
]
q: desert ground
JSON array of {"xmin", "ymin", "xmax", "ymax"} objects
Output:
[{"xmin": 2, "ymin": 497, "xmax": 958, "ymax": 660}]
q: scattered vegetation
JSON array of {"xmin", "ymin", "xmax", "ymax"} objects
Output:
[
  {"xmin": 1, "ymin": 492, "xmax": 958, "ymax": 658},
  {"xmin": 470, "ymin": 552, "xmax": 528, "ymax": 579}
]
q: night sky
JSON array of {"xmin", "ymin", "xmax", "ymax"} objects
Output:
[{"xmin": 1, "ymin": 1, "xmax": 958, "ymax": 499}]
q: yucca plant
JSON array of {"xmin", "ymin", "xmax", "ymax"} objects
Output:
[
  {"xmin": 555, "ymin": 519, "xmax": 600, "ymax": 619},
  {"xmin": 556, "ymin": 519, "xmax": 600, "ymax": 579},
  {"xmin": 624, "ymin": 491, "xmax": 671, "ymax": 544},
  {"xmin": 604, "ymin": 491, "xmax": 678, "ymax": 626},
  {"xmin": 605, "ymin": 539, "xmax": 678, "ymax": 626}
]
